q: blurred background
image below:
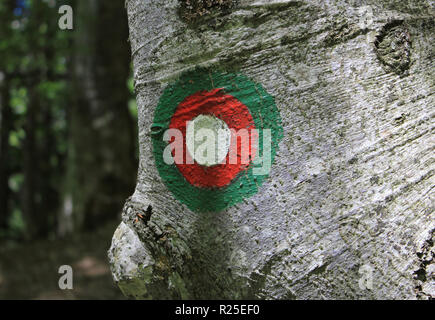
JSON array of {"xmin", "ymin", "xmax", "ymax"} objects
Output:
[{"xmin": 0, "ymin": 0, "xmax": 138, "ymax": 299}]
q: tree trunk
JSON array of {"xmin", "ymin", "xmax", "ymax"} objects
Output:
[
  {"xmin": 22, "ymin": 78, "xmax": 39, "ymax": 238},
  {"xmin": 0, "ymin": 0, "xmax": 15, "ymax": 233},
  {"xmin": 0, "ymin": 74, "xmax": 11, "ymax": 230},
  {"xmin": 21, "ymin": 1, "xmax": 59, "ymax": 239},
  {"xmin": 64, "ymin": 0, "xmax": 137, "ymax": 232},
  {"xmin": 109, "ymin": 0, "xmax": 434, "ymax": 299}
]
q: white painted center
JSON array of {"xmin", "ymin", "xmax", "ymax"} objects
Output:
[{"xmin": 186, "ymin": 114, "xmax": 231, "ymax": 167}]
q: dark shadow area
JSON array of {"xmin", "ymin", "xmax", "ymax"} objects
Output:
[
  {"xmin": 0, "ymin": 0, "xmax": 138, "ymax": 299},
  {"xmin": 0, "ymin": 220, "xmax": 125, "ymax": 299}
]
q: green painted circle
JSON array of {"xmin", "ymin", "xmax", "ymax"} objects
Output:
[{"xmin": 151, "ymin": 70, "xmax": 283, "ymax": 212}]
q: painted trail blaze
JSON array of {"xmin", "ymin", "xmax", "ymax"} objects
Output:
[{"xmin": 151, "ymin": 71, "xmax": 283, "ymax": 212}]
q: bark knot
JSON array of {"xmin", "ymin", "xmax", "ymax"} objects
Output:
[
  {"xmin": 375, "ymin": 20, "xmax": 412, "ymax": 75},
  {"xmin": 178, "ymin": 0, "xmax": 237, "ymax": 23}
]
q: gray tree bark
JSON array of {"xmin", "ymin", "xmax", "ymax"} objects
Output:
[{"xmin": 109, "ymin": 0, "xmax": 434, "ymax": 299}]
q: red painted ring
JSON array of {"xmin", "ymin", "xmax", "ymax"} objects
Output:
[{"xmin": 169, "ymin": 88, "xmax": 257, "ymax": 188}]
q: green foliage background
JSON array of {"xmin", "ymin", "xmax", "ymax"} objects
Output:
[{"xmin": 0, "ymin": 0, "xmax": 138, "ymax": 240}]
